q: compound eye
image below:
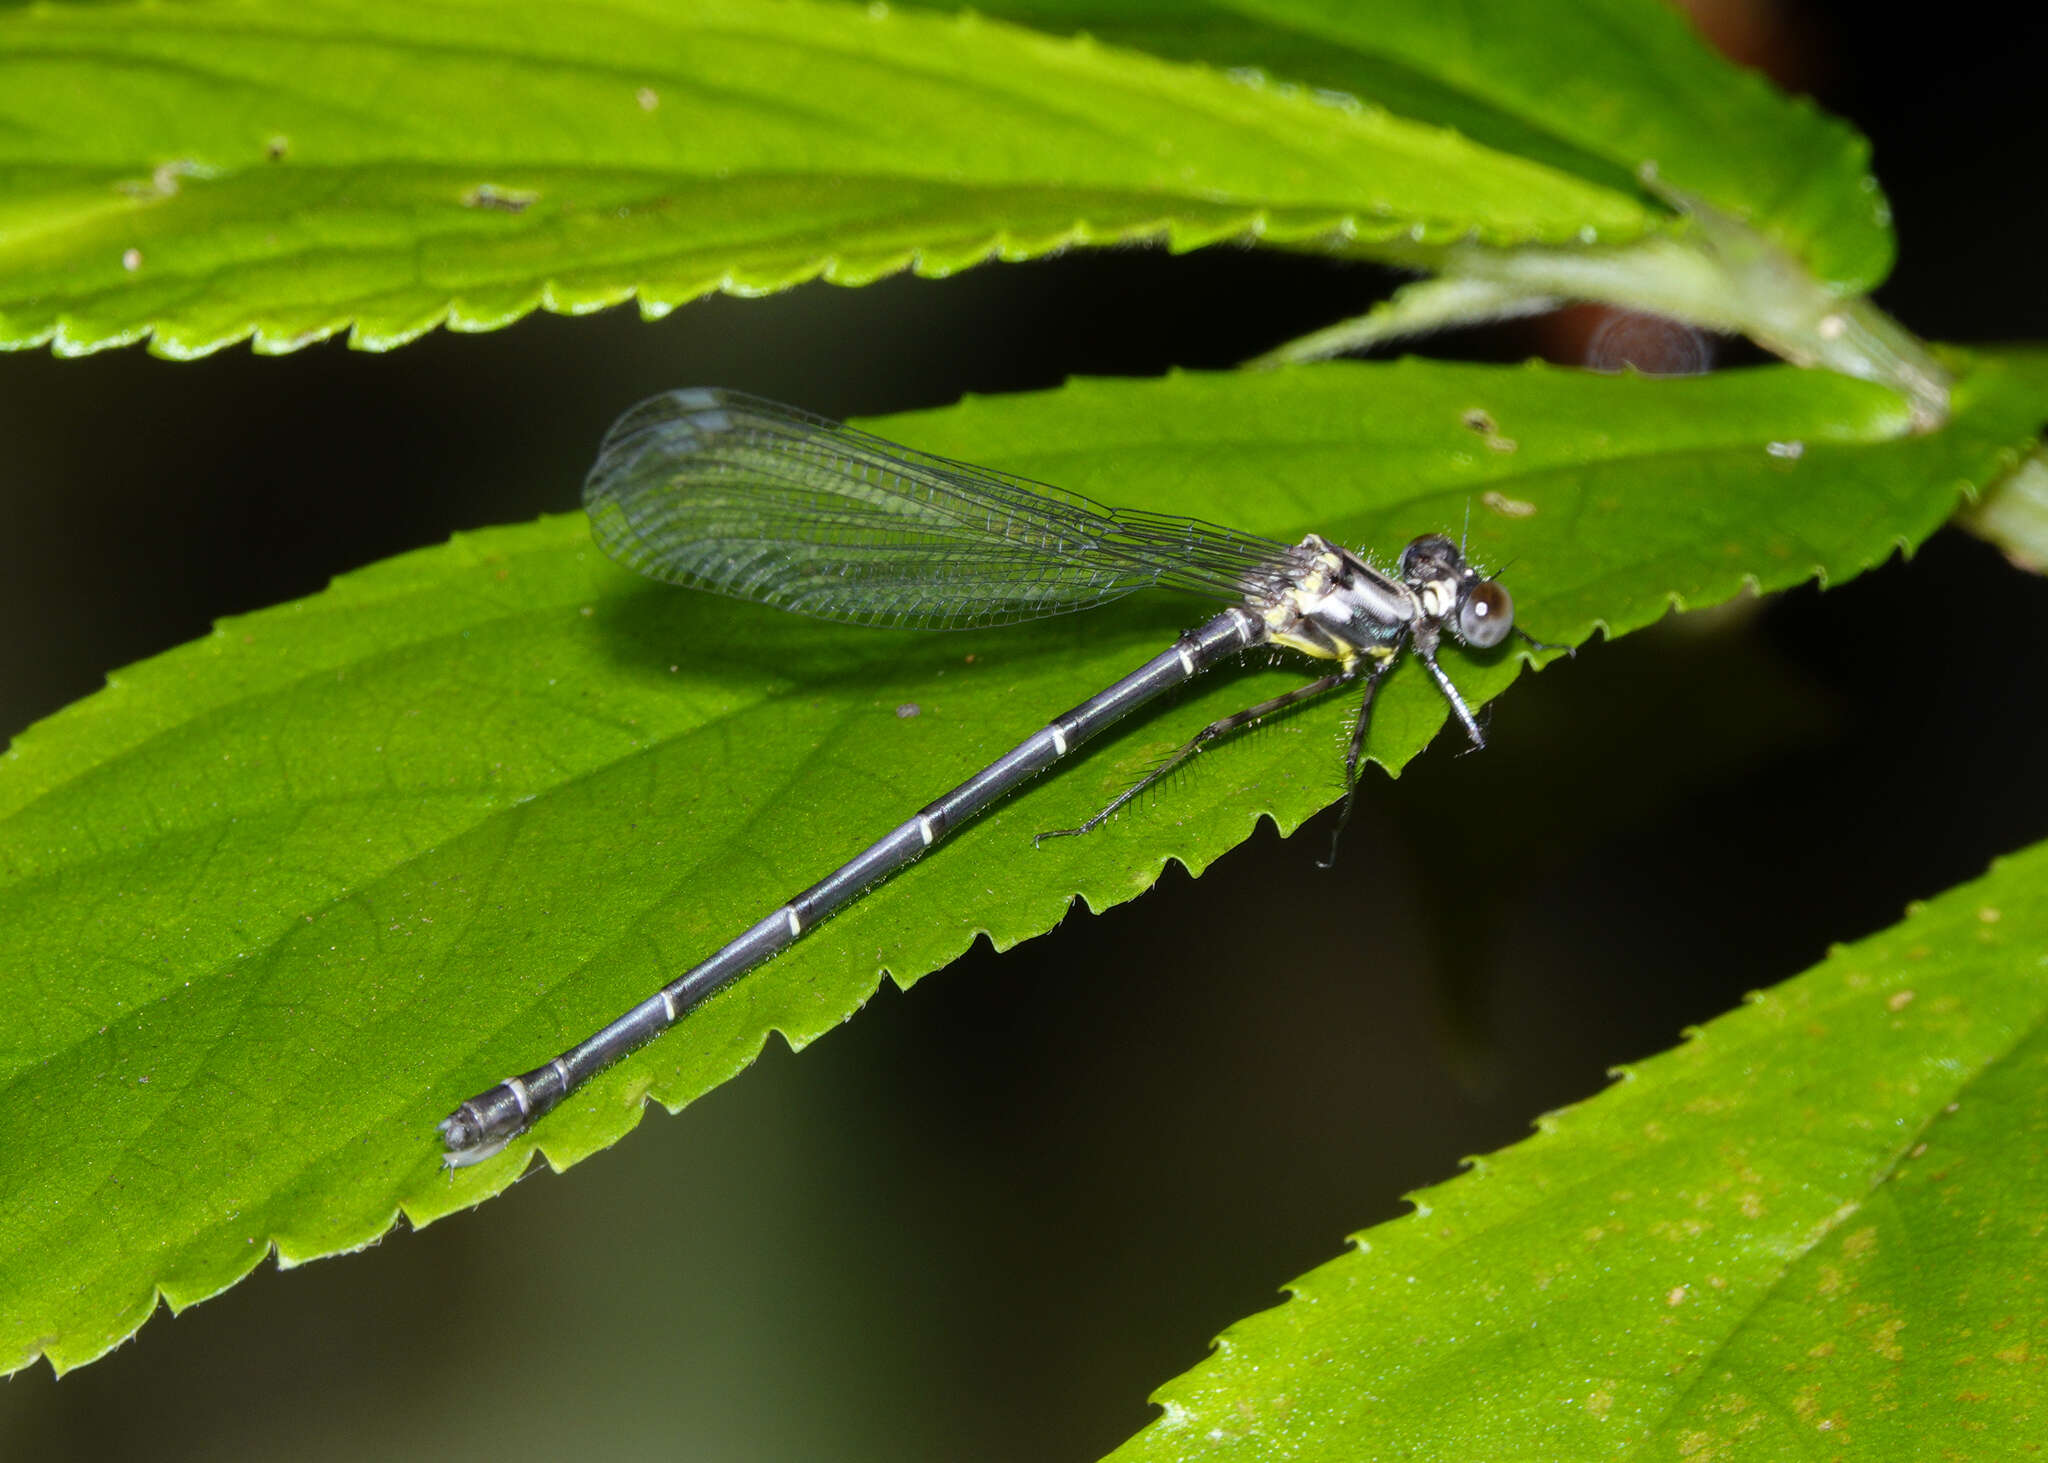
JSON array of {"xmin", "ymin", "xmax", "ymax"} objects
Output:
[{"xmin": 1457, "ymin": 580, "xmax": 1513, "ymax": 648}]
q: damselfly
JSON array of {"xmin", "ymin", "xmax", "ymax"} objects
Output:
[{"xmin": 441, "ymin": 389, "xmax": 1523, "ymax": 1165}]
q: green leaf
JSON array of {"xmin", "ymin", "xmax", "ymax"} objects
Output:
[
  {"xmin": 960, "ymin": 0, "xmax": 1893, "ymax": 292},
  {"xmin": 1112, "ymin": 835, "xmax": 2048, "ymax": 1461},
  {"xmin": 0, "ymin": 0, "xmax": 1654, "ymax": 358},
  {"xmin": 4, "ymin": 354, "xmax": 2041, "ymax": 1375}
]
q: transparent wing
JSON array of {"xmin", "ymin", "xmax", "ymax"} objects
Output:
[{"xmin": 583, "ymin": 389, "xmax": 1303, "ymax": 629}]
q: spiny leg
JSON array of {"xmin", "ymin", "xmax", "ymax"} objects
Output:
[
  {"xmin": 1417, "ymin": 646, "xmax": 1488, "ymax": 749},
  {"xmin": 1036, "ymin": 670, "xmax": 1357, "ymax": 844},
  {"xmin": 1317, "ymin": 657, "xmax": 1397, "ymax": 869}
]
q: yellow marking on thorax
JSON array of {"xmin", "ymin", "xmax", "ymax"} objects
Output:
[
  {"xmin": 1262, "ymin": 552, "xmax": 1341, "ymax": 619},
  {"xmin": 1270, "ymin": 626, "xmax": 1355, "ymax": 664},
  {"xmin": 1260, "ymin": 547, "xmax": 1403, "ymax": 670},
  {"xmin": 1270, "ymin": 627, "xmax": 1394, "ymax": 667},
  {"xmin": 1262, "ymin": 549, "xmax": 1353, "ymax": 663}
]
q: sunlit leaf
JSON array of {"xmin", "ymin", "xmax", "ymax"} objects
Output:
[
  {"xmin": 0, "ymin": 0, "xmax": 1653, "ymax": 357},
  {"xmin": 5, "ymin": 353, "xmax": 2042, "ymax": 1374}
]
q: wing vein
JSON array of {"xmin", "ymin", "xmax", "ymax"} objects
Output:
[{"xmin": 583, "ymin": 389, "xmax": 1303, "ymax": 629}]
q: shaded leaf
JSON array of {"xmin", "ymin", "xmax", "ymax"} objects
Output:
[
  {"xmin": 1113, "ymin": 835, "xmax": 2048, "ymax": 1460},
  {"xmin": 962, "ymin": 0, "xmax": 1893, "ymax": 291}
]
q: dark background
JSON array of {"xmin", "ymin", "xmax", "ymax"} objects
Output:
[{"xmin": 4, "ymin": 3, "xmax": 2046, "ymax": 1458}]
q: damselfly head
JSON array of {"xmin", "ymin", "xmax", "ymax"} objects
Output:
[{"xmin": 1397, "ymin": 533, "xmax": 1513, "ymax": 649}]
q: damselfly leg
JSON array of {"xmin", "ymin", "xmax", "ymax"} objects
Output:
[{"xmin": 1034, "ymin": 667, "xmax": 1362, "ymax": 845}]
